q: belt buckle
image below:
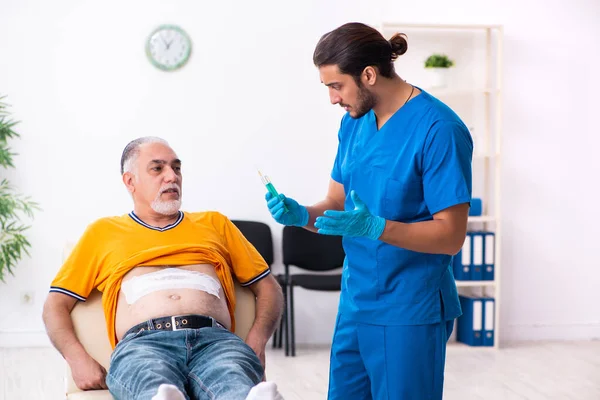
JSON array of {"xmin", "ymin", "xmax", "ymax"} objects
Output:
[
  {"xmin": 171, "ymin": 316, "xmax": 180, "ymax": 331},
  {"xmin": 210, "ymin": 317, "xmax": 222, "ymax": 329}
]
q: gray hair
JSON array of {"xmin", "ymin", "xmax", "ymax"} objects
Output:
[{"xmin": 120, "ymin": 136, "xmax": 169, "ymax": 175}]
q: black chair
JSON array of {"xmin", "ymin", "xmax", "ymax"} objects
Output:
[
  {"xmin": 282, "ymin": 226, "xmax": 345, "ymax": 356},
  {"xmin": 231, "ymin": 220, "xmax": 285, "ymax": 349}
]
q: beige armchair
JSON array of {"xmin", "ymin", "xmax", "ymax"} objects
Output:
[{"xmin": 62, "ymin": 244, "xmax": 257, "ymax": 400}]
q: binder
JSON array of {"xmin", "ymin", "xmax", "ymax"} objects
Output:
[
  {"xmin": 483, "ymin": 232, "xmax": 495, "ymax": 281},
  {"xmin": 470, "ymin": 232, "xmax": 483, "ymax": 281},
  {"xmin": 453, "ymin": 234, "xmax": 472, "ymax": 280},
  {"xmin": 453, "ymin": 249, "xmax": 470, "ymax": 280},
  {"xmin": 482, "ymin": 297, "xmax": 495, "ymax": 346},
  {"xmin": 457, "ymin": 295, "xmax": 483, "ymax": 346}
]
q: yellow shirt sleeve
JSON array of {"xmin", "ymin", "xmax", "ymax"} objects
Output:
[
  {"xmin": 50, "ymin": 220, "xmax": 106, "ymax": 301},
  {"xmin": 216, "ymin": 213, "xmax": 271, "ymax": 286}
]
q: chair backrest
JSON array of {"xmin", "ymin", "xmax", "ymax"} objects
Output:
[
  {"xmin": 231, "ymin": 220, "xmax": 274, "ymax": 266},
  {"xmin": 282, "ymin": 226, "xmax": 345, "ymax": 271},
  {"xmin": 62, "ymin": 243, "xmax": 257, "ymax": 397}
]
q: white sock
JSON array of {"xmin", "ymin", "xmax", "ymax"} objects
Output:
[
  {"xmin": 152, "ymin": 384, "xmax": 186, "ymax": 400},
  {"xmin": 245, "ymin": 381, "xmax": 284, "ymax": 400}
]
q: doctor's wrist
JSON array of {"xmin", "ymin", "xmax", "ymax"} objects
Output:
[
  {"xmin": 294, "ymin": 206, "xmax": 310, "ymax": 227},
  {"xmin": 368, "ymin": 216, "xmax": 386, "ymax": 241}
]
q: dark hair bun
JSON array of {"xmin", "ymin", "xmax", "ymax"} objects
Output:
[{"xmin": 389, "ymin": 33, "xmax": 408, "ymax": 61}]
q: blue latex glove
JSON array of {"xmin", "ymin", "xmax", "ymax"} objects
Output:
[
  {"xmin": 265, "ymin": 192, "xmax": 309, "ymax": 227},
  {"xmin": 314, "ymin": 190, "xmax": 386, "ymax": 240}
]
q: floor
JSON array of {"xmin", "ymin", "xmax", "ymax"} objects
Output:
[{"xmin": 1, "ymin": 341, "xmax": 599, "ymax": 399}]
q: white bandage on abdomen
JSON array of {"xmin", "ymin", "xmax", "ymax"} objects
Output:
[{"xmin": 121, "ymin": 268, "xmax": 222, "ymax": 304}]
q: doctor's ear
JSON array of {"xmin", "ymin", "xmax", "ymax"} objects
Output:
[{"xmin": 361, "ymin": 66, "xmax": 378, "ymax": 86}]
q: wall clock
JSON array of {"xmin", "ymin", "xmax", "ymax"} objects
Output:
[{"xmin": 146, "ymin": 24, "xmax": 192, "ymax": 71}]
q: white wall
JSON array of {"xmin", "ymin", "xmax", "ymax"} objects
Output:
[{"xmin": 0, "ymin": 0, "xmax": 598, "ymax": 347}]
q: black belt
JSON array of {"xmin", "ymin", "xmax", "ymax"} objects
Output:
[{"xmin": 123, "ymin": 314, "xmax": 225, "ymax": 338}]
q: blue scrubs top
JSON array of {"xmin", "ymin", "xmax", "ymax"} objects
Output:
[{"xmin": 331, "ymin": 89, "xmax": 473, "ymax": 326}]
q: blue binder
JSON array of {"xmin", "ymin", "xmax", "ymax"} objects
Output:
[
  {"xmin": 454, "ymin": 233, "xmax": 473, "ymax": 280},
  {"xmin": 452, "ymin": 249, "xmax": 471, "ymax": 280},
  {"xmin": 482, "ymin": 297, "xmax": 495, "ymax": 346},
  {"xmin": 470, "ymin": 232, "xmax": 484, "ymax": 281},
  {"xmin": 483, "ymin": 232, "xmax": 495, "ymax": 281},
  {"xmin": 457, "ymin": 295, "xmax": 483, "ymax": 346}
]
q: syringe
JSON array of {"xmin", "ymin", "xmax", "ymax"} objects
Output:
[{"xmin": 258, "ymin": 169, "xmax": 288, "ymax": 212}]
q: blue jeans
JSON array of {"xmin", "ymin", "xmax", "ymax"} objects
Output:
[{"xmin": 106, "ymin": 327, "xmax": 263, "ymax": 400}]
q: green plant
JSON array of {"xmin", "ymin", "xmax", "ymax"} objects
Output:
[
  {"xmin": 0, "ymin": 95, "xmax": 39, "ymax": 282},
  {"xmin": 425, "ymin": 53, "xmax": 454, "ymax": 68}
]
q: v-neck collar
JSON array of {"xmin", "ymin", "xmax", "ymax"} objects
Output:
[
  {"xmin": 370, "ymin": 87, "xmax": 423, "ymax": 132},
  {"xmin": 128, "ymin": 211, "xmax": 184, "ymax": 232}
]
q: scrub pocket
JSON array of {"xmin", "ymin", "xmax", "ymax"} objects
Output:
[{"xmin": 383, "ymin": 177, "xmax": 423, "ymax": 221}]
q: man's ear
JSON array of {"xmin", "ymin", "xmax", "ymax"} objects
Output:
[
  {"xmin": 122, "ymin": 172, "xmax": 135, "ymax": 194},
  {"xmin": 362, "ymin": 66, "xmax": 378, "ymax": 86}
]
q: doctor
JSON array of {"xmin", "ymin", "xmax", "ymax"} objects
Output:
[{"xmin": 265, "ymin": 22, "xmax": 473, "ymax": 399}]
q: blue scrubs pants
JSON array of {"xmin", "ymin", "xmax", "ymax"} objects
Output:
[{"xmin": 328, "ymin": 314, "xmax": 454, "ymax": 400}]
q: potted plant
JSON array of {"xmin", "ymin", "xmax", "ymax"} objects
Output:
[
  {"xmin": 0, "ymin": 95, "xmax": 38, "ymax": 282},
  {"xmin": 424, "ymin": 53, "xmax": 454, "ymax": 88}
]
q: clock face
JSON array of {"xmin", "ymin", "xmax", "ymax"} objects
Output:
[{"xmin": 146, "ymin": 25, "xmax": 192, "ymax": 71}]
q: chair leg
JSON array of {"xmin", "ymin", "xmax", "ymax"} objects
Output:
[
  {"xmin": 271, "ymin": 282, "xmax": 286, "ymax": 350},
  {"xmin": 284, "ymin": 283, "xmax": 290, "ymax": 356},
  {"xmin": 290, "ymin": 285, "xmax": 296, "ymax": 357},
  {"xmin": 277, "ymin": 283, "xmax": 285, "ymax": 349},
  {"xmin": 272, "ymin": 323, "xmax": 278, "ymax": 349}
]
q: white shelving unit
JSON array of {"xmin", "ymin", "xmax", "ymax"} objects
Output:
[{"xmin": 379, "ymin": 22, "xmax": 503, "ymax": 349}]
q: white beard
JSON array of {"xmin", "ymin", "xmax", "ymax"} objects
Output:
[
  {"xmin": 151, "ymin": 199, "xmax": 181, "ymax": 215},
  {"xmin": 151, "ymin": 183, "xmax": 182, "ymax": 215}
]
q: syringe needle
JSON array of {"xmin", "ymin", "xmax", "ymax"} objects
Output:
[
  {"xmin": 257, "ymin": 169, "xmax": 288, "ymax": 211},
  {"xmin": 257, "ymin": 169, "xmax": 267, "ymax": 185}
]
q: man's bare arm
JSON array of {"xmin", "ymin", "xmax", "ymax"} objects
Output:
[
  {"xmin": 304, "ymin": 178, "xmax": 346, "ymax": 232},
  {"xmin": 379, "ymin": 203, "xmax": 470, "ymax": 255},
  {"xmin": 43, "ymin": 293, "xmax": 85, "ymax": 361},
  {"xmin": 244, "ymin": 274, "xmax": 284, "ymax": 367},
  {"xmin": 42, "ymin": 293, "xmax": 108, "ymax": 390}
]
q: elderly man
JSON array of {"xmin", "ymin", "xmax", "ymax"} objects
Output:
[{"xmin": 43, "ymin": 137, "xmax": 284, "ymax": 400}]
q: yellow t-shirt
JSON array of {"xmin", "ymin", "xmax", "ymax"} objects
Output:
[{"xmin": 50, "ymin": 211, "xmax": 269, "ymax": 349}]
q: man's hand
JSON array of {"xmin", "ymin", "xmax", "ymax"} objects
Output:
[
  {"xmin": 69, "ymin": 355, "xmax": 108, "ymax": 390},
  {"xmin": 314, "ymin": 190, "xmax": 386, "ymax": 240},
  {"xmin": 245, "ymin": 330, "xmax": 267, "ymax": 371}
]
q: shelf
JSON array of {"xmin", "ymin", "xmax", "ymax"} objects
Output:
[
  {"xmin": 473, "ymin": 152, "xmax": 500, "ymax": 159},
  {"xmin": 447, "ymin": 341, "xmax": 498, "ymax": 350},
  {"xmin": 467, "ymin": 216, "xmax": 495, "ymax": 223},
  {"xmin": 381, "ymin": 22, "xmax": 503, "ymax": 31},
  {"xmin": 424, "ymin": 88, "xmax": 500, "ymax": 97},
  {"xmin": 456, "ymin": 280, "xmax": 495, "ymax": 287},
  {"xmin": 382, "ymin": 19, "xmax": 503, "ymax": 352}
]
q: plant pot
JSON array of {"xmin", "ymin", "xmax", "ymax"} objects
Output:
[{"xmin": 426, "ymin": 67, "xmax": 451, "ymax": 88}]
